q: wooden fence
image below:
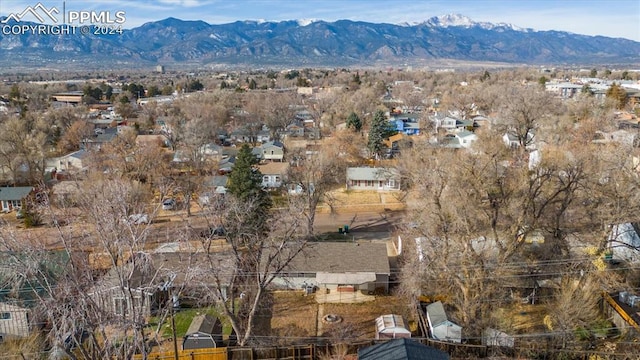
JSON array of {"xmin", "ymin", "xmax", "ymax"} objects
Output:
[
  {"xmin": 136, "ymin": 345, "xmax": 315, "ymax": 360},
  {"xmin": 228, "ymin": 345, "xmax": 314, "ymax": 360},
  {"xmin": 133, "ymin": 347, "xmax": 227, "ymax": 360}
]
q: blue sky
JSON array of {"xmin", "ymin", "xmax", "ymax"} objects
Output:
[{"xmin": 1, "ymin": 0, "xmax": 639, "ymax": 41}]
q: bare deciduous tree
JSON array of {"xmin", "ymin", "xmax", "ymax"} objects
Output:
[
  {"xmin": 247, "ymin": 92, "xmax": 299, "ymax": 141},
  {"xmin": 198, "ymin": 196, "xmax": 306, "ymax": 346},
  {"xmin": 57, "ymin": 120, "xmax": 94, "ymax": 153},
  {"xmin": 287, "ymin": 143, "xmax": 345, "ymax": 236},
  {"xmin": 495, "ymin": 85, "xmax": 561, "ymax": 148},
  {"xmin": 0, "ymin": 176, "xmax": 170, "ymax": 359},
  {"xmin": 0, "ymin": 115, "xmax": 49, "ymax": 184}
]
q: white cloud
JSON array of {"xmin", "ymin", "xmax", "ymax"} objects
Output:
[{"xmin": 157, "ymin": 0, "xmax": 209, "ymax": 7}]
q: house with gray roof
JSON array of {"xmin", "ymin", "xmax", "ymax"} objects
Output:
[
  {"xmin": 90, "ymin": 251, "xmax": 235, "ymax": 318},
  {"xmin": 45, "ymin": 150, "xmax": 89, "ymax": 174},
  {"xmin": 0, "ymin": 187, "xmax": 33, "ymax": 212},
  {"xmin": 230, "ymin": 125, "xmax": 271, "ymax": 144},
  {"xmin": 218, "ymin": 156, "xmax": 236, "ymax": 174},
  {"xmin": 346, "ymin": 167, "xmax": 400, "ymax": 191},
  {"xmin": 440, "ymin": 130, "xmax": 478, "ymax": 149},
  {"xmin": 81, "ymin": 128, "xmax": 118, "ymax": 151},
  {"xmin": 204, "ymin": 175, "xmax": 229, "ymax": 194},
  {"xmin": 455, "ymin": 130, "xmax": 478, "ymax": 148},
  {"xmin": 269, "ymin": 242, "xmax": 391, "ymax": 294},
  {"xmin": 358, "ymin": 338, "xmax": 449, "ymax": 360}
]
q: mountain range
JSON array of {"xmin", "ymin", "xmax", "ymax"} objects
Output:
[{"xmin": 1, "ymin": 14, "xmax": 638, "ymax": 68}]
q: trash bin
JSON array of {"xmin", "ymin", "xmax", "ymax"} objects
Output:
[
  {"xmin": 304, "ymin": 285, "xmax": 315, "ymax": 295},
  {"xmin": 344, "ymin": 225, "xmax": 349, "ymax": 233},
  {"xmin": 338, "ymin": 227, "xmax": 343, "ymax": 234}
]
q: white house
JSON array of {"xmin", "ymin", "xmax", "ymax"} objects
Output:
[
  {"xmin": 545, "ymin": 82, "xmax": 582, "ymax": 99},
  {"xmin": 456, "ymin": 130, "xmax": 478, "ymax": 148},
  {"xmin": 502, "ymin": 130, "xmax": 535, "ymax": 149},
  {"xmin": 437, "ymin": 116, "xmax": 459, "ymax": 132},
  {"xmin": 258, "ymin": 162, "xmax": 288, "ymax": 189},
  {"xmin": 346, "ymin": 167, "xmax": 400, "ymax": 191},
  {"xmin": 608, "ymin": 223, "xmax": 640, "ymax": 263},
  {"xmin": 425, "ymin": 301, "xmax": 462, "ymax": 343},
  {"xmin": 0, "ymin": 187, "xmax": 33, "ymax": 212},
  {"xmin": 253, "ymin": 141, "xmax": 285, "ymax": 162},
  {"xmin": 46, "ymin": 150, "xmax": 88, "ymax": 173},
  {"xmin": 441, "ymin": 131, "xmax": 478, "ymax": 149}
]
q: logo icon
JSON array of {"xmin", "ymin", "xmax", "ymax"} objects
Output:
[{"xmin": 1, "ymin": 2, "xmax": 59, "ymax": 24}]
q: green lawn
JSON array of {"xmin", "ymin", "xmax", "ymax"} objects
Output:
[{"xmin": 150, "ymin": 307, "xmax": 233, "ymax": 338}]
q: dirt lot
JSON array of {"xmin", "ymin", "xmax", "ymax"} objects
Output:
[
  {"xmin": 266, "ymin": 291, "xmax": 319, "ymax": 344},
  {"xmin": 268, "ymin": 291, "xmax": 413, "ymax": 344},
  {"xmin": 493, "ymin": 303, "xmax": 548, "ymax": 334},
  {"xmin": 318, "ymin": 190, "xmax": 405, "ymax": 214}
]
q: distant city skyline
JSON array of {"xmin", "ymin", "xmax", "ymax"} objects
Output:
[{"xmin": 1, "ymin": 0, "xmax": 639, "ymax": 41}]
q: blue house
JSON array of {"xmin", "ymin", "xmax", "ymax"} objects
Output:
[{"xmin": 389, "ymin": 114, "xmax": 421, "ymax": 136}]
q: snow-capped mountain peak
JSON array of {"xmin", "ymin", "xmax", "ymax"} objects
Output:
[
  {"xmin": 427, "ymin": 14, "xmax": 476, "ymax": 27},
  {"xmin": 296, "ymin": 18, "xmax": 317, "ymax": 27},
  {"xmin": 423, "ymin": 13, "xmax": 527, "ymax": 32}
]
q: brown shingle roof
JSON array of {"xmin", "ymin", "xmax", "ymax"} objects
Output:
[
  {"xmin": 258, "ymin": 162, "xmax": 289, "ymax": 175},
  {"xmin": 283, "ymin": 242, "xmax": 390, "ymax": 275}
]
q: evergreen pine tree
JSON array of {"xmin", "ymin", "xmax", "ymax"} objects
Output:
[
  {"xmin": 368, "ymin": 109, "xmax": 393, "ymax": 159},
  {"xmin": 346, "ymin": 112, "xmax": 362, "ymax": 132},
  {"xmin": 228, "ymin": 144, "xmax": 263, "ymax": 201},
  {"xmin": 226, "ymin": 144, "xmax": 272, "ymax": 238}
]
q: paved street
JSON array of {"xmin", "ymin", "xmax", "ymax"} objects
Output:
[
  {"xmin": 312, "ymin": 210, "xmax": 404, "ymax": 239},
  {"xmin": 0, "ymin": 204, "xmax": 405, "ymax": 251}
]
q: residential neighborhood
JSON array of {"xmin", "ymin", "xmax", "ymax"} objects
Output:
[{"xmin": 0, "ymin": 64, "xmax": 640, "ymax": 360}]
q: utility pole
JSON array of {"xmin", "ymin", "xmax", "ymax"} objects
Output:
[
  {"xmin": 163, "ymin": 274, "xmax": 179, "ymax": 360},
  {"xmin": 170, "ymin": 294, "xmax": 179, "ymax": 360}
]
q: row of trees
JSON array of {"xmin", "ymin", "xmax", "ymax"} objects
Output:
[
  {"xmin": 397, "ymin": 83, "xmax": 640, "ymax": 349},
  {"xmin": 0, "ymin": 66, "xmax": 635, "ymax": 194}
]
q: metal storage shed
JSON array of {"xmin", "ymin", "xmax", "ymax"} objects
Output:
[
  {"xmin": 425, "ymin": 301, "xmax": 462, "ymax": 343},
  {"xmin": 182, "ymin": 314, "xmax": 223, "ymax": 350}
]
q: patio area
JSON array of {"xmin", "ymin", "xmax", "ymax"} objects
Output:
[{"xmin": 315, "ymin": 289, "xmax": 376, "ymax": 304}]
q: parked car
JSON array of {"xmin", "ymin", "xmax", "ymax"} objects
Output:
[
  {"xmin": 199, "ymin": 226, "xmax": 225, "ymax": 238},
  {"xmin": 162, "ymin": 198, "xmax": 176, "ymax": 210}
]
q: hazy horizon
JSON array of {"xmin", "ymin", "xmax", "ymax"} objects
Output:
[{"xmin": 1, "ymin": 0, "xmax": 639, "ymax": 41}]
